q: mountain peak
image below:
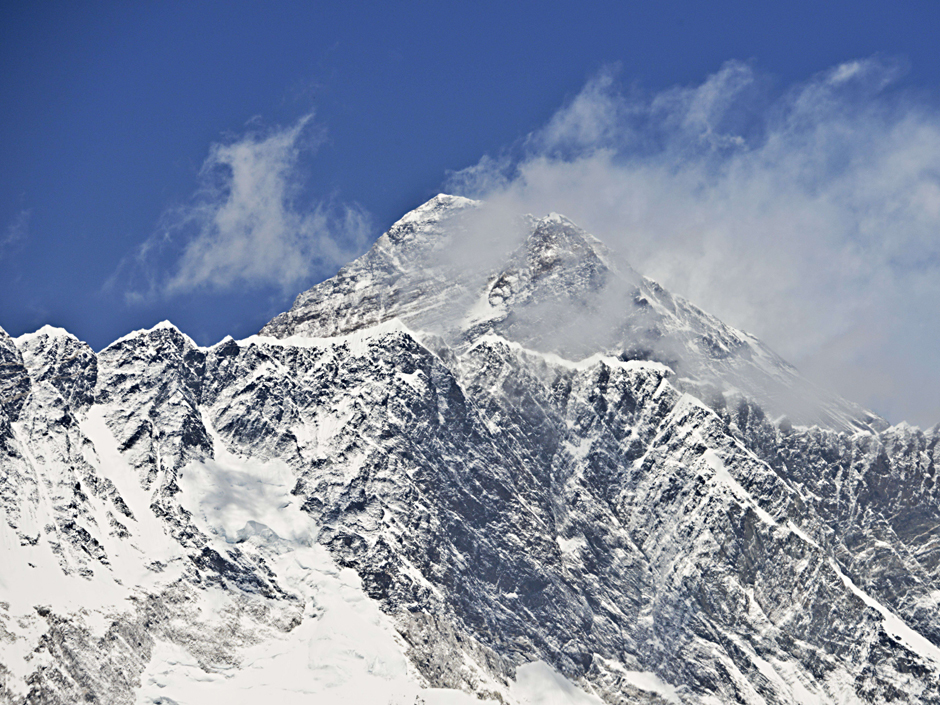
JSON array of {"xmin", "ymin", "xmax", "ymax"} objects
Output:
[
  {"xmin": 14, "ymin": 324, "xmax": 76, "ymax": 344},
  {"xmin": 486, "ymin": 214, "xmax": 613, "ymax": 310},
  {"xmin": 529, "ymin": 213, "xmax": 612, "ymax": 273},
  {"xmin": 104, "ymin": 319, "xmax": 197, "ymax": 351},
  {"xmin": 382, "ymin": 193, "xmax": 480, "ymax": 248},
  {"xmin": 259, "ymin": 196, "xmax": 879, "ymax": 431},
  {"xmin": 398, "ymin": 193, "xmax": 477, "ymax": 222}
]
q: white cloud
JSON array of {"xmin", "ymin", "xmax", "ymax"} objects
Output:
[
  {"xmin": 536, "ymin": 67, "xmax": 629, "ymax": 152},
  {"xmin": 125, "ymin": 114, "xmax": 372, "ymax": 298},
  {"xmin": 449, "ymin": 58, "xmax": 940, "ymax": 426}
]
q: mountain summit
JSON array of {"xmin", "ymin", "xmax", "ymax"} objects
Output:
[
  {"xmin": 265, "ymin": 194, "xmax": 883, "ymax": 432},
  {"xmin": 1, "ymin": 196, "xmax": 939, "ymax": 704}
]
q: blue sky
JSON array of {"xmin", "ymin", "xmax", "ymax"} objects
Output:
[{"xmin": 2, "ymin": 1, "xmax": 940, "ymax": 425}]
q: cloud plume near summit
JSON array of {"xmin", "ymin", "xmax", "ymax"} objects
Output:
[{"xmin": 450, "ymin": 58, "xmax": 940, "ymax": 427}]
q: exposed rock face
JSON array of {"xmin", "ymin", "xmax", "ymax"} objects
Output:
[
  {"xmin": 0, "ymin": 328, "xmax": 31, "ymax": 437},
  {"xmin": 1, "ymin": 196, "xmax": 939, "ymax": 704}
]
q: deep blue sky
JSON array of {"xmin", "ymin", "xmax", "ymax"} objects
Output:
[{"xmin": 2, "ymin": 2, "xmax": 940, "ymax": 402}]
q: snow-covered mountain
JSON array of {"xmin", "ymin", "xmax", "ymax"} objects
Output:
[{"xmin": 2, "ymin": 195, "xmax": 940, "ymax": 704}]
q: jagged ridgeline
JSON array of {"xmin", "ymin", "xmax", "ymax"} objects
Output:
[{"xmin": 2, "ymin": 194, "xmax": 939, "ymax": 704}]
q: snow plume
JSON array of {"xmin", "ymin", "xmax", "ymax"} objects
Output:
[
  {"xmin": 120, "ymin": 114, "xmax": 372, "ymax": 299},
  {"xmin": 449, "ymin": 58, "xmax": 940, "ymax": 427}
]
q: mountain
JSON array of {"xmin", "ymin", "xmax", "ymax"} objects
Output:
[
  {"xmin": 263, "ymin": 195, "xmax": 884, "ymax": 433},
  {"xmin": 2, "ymin": 195, "xmax": 940, "ymax": 704}
]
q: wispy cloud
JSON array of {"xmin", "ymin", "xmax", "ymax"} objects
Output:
[
  {"xmin": 449, "ymin": 58, "xmax": 940, "ymax": 426},
  {"xmin": 1, "ymin": 209, "xmax": 30, "ymax": 256},
  {"xmin": 116, "ymin": 114, "xmax": 372, "ymax": 300}
]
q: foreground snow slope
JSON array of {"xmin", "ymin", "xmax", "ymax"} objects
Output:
[{"xmin": 2, "ymin": 196, "xmax": 940, "ymax": 704}]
